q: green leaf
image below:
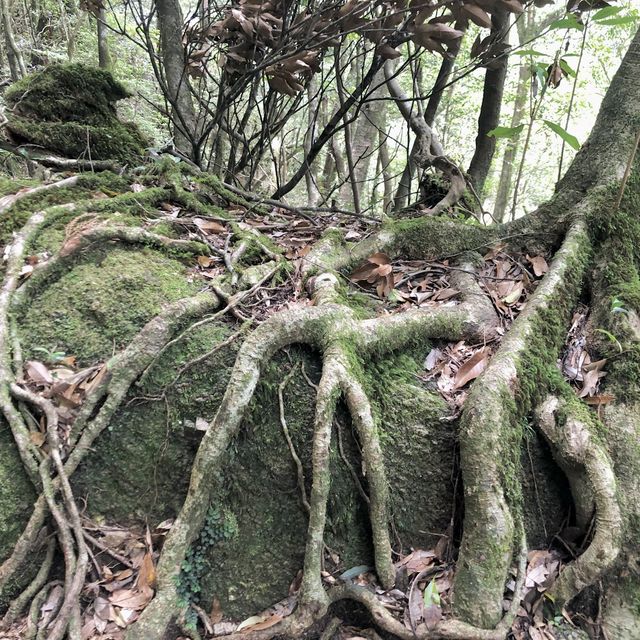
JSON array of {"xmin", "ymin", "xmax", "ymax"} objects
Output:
[
  {"xmin": 559, "ymin": 59, "xmax": 576, "ymax": 78},
  {"xmin": 596, "ymin": 328, "xmax": 623, "ymax": 353},
  {"xmin": 424, "ymin": 579, "xmax": 441, "ymax": 607},
  {"xmin": 487, "ymin": 124, "xmax": 525, "ymax": 139},
  {"xmin": 543, "ymin": 120, "xmax": 580, "ymax": 150},
  {"xmin": 549, "ymin": 15, "xmax": 584, "ymax": 30},
  {"xmin": 514, "ymin": 49, "xmax": 548, "ymax": 57},
  {"xmin": 597, "ymin": 16, "xmax": 638, "ymax": 26},
  {"xmin": 592, "ymin": 5, "xmax": 622, "ymax": 20}
]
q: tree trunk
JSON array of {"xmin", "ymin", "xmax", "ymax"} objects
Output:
[
  {"xmin": 155, "ymin": 0, "xmax": 197, "ymax": 160},
  {"xmin": 304, "ymin": 77, "xmax": 321, "ymax": 207},
  {"xmin": 492, "ymin": 60, "xmax": 529, "ymax": 222},
  {"xmin": 0, "ymin": 0, "xmax": 25, "ymax": 80},
  {"xmin": 96, "ymin": 7, "xmax": 111, "ymax": 69},
  {"xmin": 466, "ymin": 9, "xmax": 510, "ymax": 197}
]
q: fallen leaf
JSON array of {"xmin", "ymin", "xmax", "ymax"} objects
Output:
[
  {"xmin": 240, "ymin": 614, "xmax": 283, "ymax": 632},
  {"xmin": 424, "ymin": 603, "xmax": 442, "ymax": 629},
  {"xmin": 136, "ymin": 551, "xmax": 156, "ymax": 591},
  {"xmin": 26, "ymin": 360, "xmax": 53, "ymax": 385},
  {"xmin": 193, "ymin": 217, "xmax": 226, "ymax": 234},
  {"xmin": 210, "ymin": 597, "xmax": 223, "ymax": 624},
  {"xmin": 398, "ymin": 549, "xmax": 436, "ymax": 574},
  {"xmin": 424, "ymin": 348, "xmax": 442, "ymax": 371},
  {"xmin": 109, "ymin": 588, "xmax": 153, "ymax": 610},
  {"xmin": 453, "ymin": 349, "xmax": 489, "ymax": 389},
  {"xmin": 584, "ymin": 394, "xmax": 614, "ymax": 405},
  {"xmin": 527, "ymin": 255, "xmax": 549, "ymax": 277}
]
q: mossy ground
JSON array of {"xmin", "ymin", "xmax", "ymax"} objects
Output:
[{"xmin": 0, "ymin": 420, "xmax": 37, "ymax": 608}]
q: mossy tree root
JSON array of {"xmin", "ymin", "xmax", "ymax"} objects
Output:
[
  {"xmin": 0, "ymin": 193, "xmax": 222, "ymax": 637},
  {"xmin": 452, "ymin": 221, "xmax": 590, "ymax": 627},
  {"xmin": 536, "ymin": 393, "xmax": 622, "ymax": 607},
  {"xmin": 128, "ymin": 268, "xmax": 506, "ymax": 639},
  {"xmin": 0, "ymin": 287, "xmax": 219, "ymax": 591}
]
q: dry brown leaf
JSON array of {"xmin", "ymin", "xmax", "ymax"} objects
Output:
[
  {"xmin": 136, "ymin": 551, "xmax": 156, "ymax": 591},
  {"xmin": 210, "ymin": 597, "xmax": 223, "ymax": 624},
  {"xmin": 241, "ymin": 614, "xmax": 283, "ymax": 632},
  {"xmin": 397, "ymin": 549, "xmax": 436, "ymax": 574},
  {"xmin": 453, "ymin": 348, "xmax": 489, "ymax": 389},
  {"xmin": 193, "ymin": 217, "xmax": 226, "ymax": 234},
  {"xmin": 432, "ymin": 287, "xmax": 459, "ymax": 301},
  {"xmin": 461, "ymin": 4, "xmax": 492, "ymax": 28},
  {"xmin": 197, "ymin": 255, "xmax": 216, "ymax": 268},
  {"xmin": 527, "ymin": 255, "xmax": 549, "ymax": 277},
  {"xmin": 30, "ymin": 431, "xmax": 46, "ymax": 447},
  {"xmin": 584, "ymin": 394, "xmax": 614, "ymax": 405},
  {"xmin": 424, "ymin": 603, "xmax": 442, "ymax": 630},
  {"xmin": 109, "ymin": 587, "xmax": 153, "ymax": 610},
  {"xmin": 26, "ymin": 360, "xmax": 53, "ymax": 385}
]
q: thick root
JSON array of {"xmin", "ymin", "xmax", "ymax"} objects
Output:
[{"xmin": 537, "ymin": 394, "xmax": 622, "ymax": 608}]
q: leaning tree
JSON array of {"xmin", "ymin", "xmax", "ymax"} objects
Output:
[{"xmin": 0, "ymin": 14, "xmax": 638, "ymax": 640}]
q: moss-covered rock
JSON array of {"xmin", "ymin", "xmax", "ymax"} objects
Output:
[
  {"xmin": 4, "ymin": 64, "xmax": 146, "ymax": 163},
  {"xmin": 18, "ymin": 246, "xmax": 201, "ymax": 365}
]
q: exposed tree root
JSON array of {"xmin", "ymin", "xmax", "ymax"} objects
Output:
[
  {"xmin": 452, "ymin": 220, "xmax": 589, "ymax": 627},
  {"xmin": 0, "ymin": 196, "xmax": 223, "ymax": 637},
  {"xmin": 1, "ymin": 63, "xmax": 639, "ymax": 636},
  {"xmin": 536, "ymin": 393, "xmax": 622, "ymax": 608},
  {"xmin": 128, "ymin": 258, "xmax": 512, "ymax": 638}
]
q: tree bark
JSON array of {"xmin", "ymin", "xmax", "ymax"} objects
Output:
[
  {"xmin": 155, "ymin": 0, "xmax": 198, "ymax": 159},
  {"xmin": 0, "ymin": 0, "xmax": 26, "ymax": 80},
  {"xmin": 492, "ymin": 60, "xmax": 528, "ymax": 222},
  {"xmin": 96, "ymin": 7, "xmax": 111, "ymax": 69},
  {"xmin": 467, "ymin": 9, "xmax": 510, "ymax": 197}
]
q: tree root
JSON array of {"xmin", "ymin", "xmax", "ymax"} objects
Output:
[
  {"xmin": 214, "ymin": 531, "xmax": 526, "ymax": 640},
  {"xmin": 452, "ymin": 221, "xmax": 590, "ymax": 627},
  {"xmin": 536, "ymin": 393, "xmax": 622, "ymax": 608},
  {"xmin": 0, "ymin": 195, "xmax": 223, "ymax": 636},
  {"xmin": 1, "ymin": 157, "xmax": 631, "ymax": 640},
  {"xmin": 0, "ymin": 175, "xmax": 79, "ymax": 216},
  {"xmin": 128, "ymin": 262, "xmax": 507, "ymax": 638}
]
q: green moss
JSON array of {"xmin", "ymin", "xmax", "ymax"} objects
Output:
[
  {"xmin": 177, "ymin": 505, "xmax": 238, "ymax": 629},
  {"xmin": 388, "ymin": 215, "xmax": 497, "ymax": 260},
  {"xmin": 72, "ymin": 322, "xmax": 237, "ymax": 522},
  {"xmin": 0, "ymin": 417, "xmax": 38, "ymax": 607},
  {"xmin": 8, "ymin": 117, "xmax": 146, "ymax": 164},
  {"xmin": 19, "ymin": 247, "xmax": 200, "ymax": 364},
  {"xmin": 587, "ymin": 163, "xmax": 640, "ymax": 401},
  {"xmin": 0, "ymin": 172, "xmax": 130, "ymax": 244},
  {"xmin": 0, "ymin": 175, "xmax": 36, "ymax": 197},
  {"xmin": 5, "ymin": 64, "xmax": 146, "ymax": 162}
]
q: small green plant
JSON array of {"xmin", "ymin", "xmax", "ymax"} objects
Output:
[
  {"xmin": 596, "ymin": 328, "xmax": 623, "ymax": 353},
  {"xmin": 610, "ymin": 297, "xmax": 629, "ymax": 315},
  {"xmin": 175, "ymin": 506, "xmax": 238, "ymax": 630},
  {"xmin": 32, "ymin": 346, "xmax": 67, "ymax": 363}
]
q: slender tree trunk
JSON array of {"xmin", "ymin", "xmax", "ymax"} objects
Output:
[
  {"xmin": 335, "ymin": 50, "xmax": 361, "ymax": 214},
  {"xmin": 349, "ymin": 68, "xmax": 387, "ymax": 210},
  {"xmin": 304, "ymin": 78, "xmax": 321, "ymax": 207},
  {"xmin": 394, "ymin": 28, "xmax": 462, "ymax": 211},
  {"xmin": 0, "ymin": 0, "xmax": 26, "ymax": 80},
  {"xmin": 378, "ymin": 126, "xmax": 392, "ymax": 214},
  {"xmin": 96, "ymin": 8, "xmax": 111, "ymax": 69},
  {"xmin": 467, "ymin": 9, "xmax": 510, "ymax": 196},
  {"xmin": 493, "ymin": 61, "xmax": 529, "ymax": 222},
  {"xmin": 155, "ymin": 0, "xmax": 198, "ymax": 160}
]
